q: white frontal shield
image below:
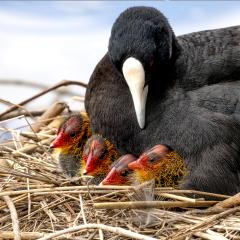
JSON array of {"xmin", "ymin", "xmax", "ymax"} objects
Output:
[{"xmin": 122, "ymin": 57, "xmax": 148, "ymax": 129}]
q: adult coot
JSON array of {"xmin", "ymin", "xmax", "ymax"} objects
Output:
[{"xmin": 85, "ymin": 7, "xmax": 240, "ymax": 195}]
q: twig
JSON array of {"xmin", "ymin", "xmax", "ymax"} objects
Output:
[
  {"xmin": 155, "ymin": 189, "xmax": 230, "ymax": 199},
  {"xmin": 72, "ymin": 96, "xmax": 85, "ymax": 102},
  {"xmin": 1, "ymin": 110, "xmax": 44, "ymax": 121},
  {"xmin": 0, "ymin": 98, "xmax": 14, "ymax": 106},
  {"xmin": 40, "ymin": 200, "xmax": 58, "ymax": 223},
  {"xmin": 12, "ymin": 137, "xmax": 54, "ymax": 156},
  {"xmin": 212, "ymin": 192, "xmax": 240, "ymax": 209},
  {"xmin": 0, "ymin": 98, "xmax": 32, "ymax": 118},
  {"xmin": 193, "ymin": 231, "xmax": 227, "ymax": 240},
  {"xmin": 31, "ymin": 102, "xmax": 67, "ymax": 132},
  {"xmin": 159, "ymin": 193, "xmax": 197, "ymax": 203},
  {"xmin": 0, "ymin": 194, "xmax": 28, "ymax": 211},
  {"xmin": 38, "ymin": 223, "xmax": 158, "ymax": 240},
  {"xmin": 0, "ymin": 110, "xmax": 44, "ymax": 121},
  {"xmin": 20, "ymin": 132, "xmax": 45, "ymax": 142},
  {"xmin": 0, "ymin": 79, "xmax": 51, "ymax": 89},
  {"xmin": 0, "ymin": 185, "xmax": 134, "ymax": 197},
  {"xmin": 97, "ymin": 219, "xmax": 104, "ymax": 240},
  {"xmin": 93, "ymin": 190, "xmax": 128, "ymax": 201},
  {"xmin": 10, "ymin": 116, "xmax": 65, "ymax": 156},
  {"xmin": 206, "ymin": 229, "xmax": 228, "ymax": 240},
  {"xmin": 0, "ymin": 159, "xmax": 12, "ymax": 171},
  {"xmin": 79, "ymin": 194, "xmax": 87, "ymax": 224},
  {"xmin": 0, "ymin": 78, "xmax": 82, "ymax": 97},
  {"xmin": 27, "ymin": 169, "xmax": 31, "ymax": 220},
  {"xmin": 93, "ymin": 200, "xmax": 218, "ymax": 209},
  {"xmin": 0, "ymin": 169, "xmax": 59, "ymax": 185},
  {"xmin": 0, "ymin": 142, "xmax": 16, "ymax": 152},
  {"xmin": 169, "ymin": 206, "xmax": 240, "ymax": 239},
  {"xmin": 0, "ymin": 231, "xmax": 79, "ymax": 239},
  {"xmin": 0, "ymin": 109, "xmax": 67, "ymax": 126},
  {"xmin": 0, "ymin": 79, "xmax": 87, "ymax": 118},
  {"xmin": 10, "ymin": 197, "xmax": 69, "ymax": 227},
  {"xmin": 20, "ymin": 130, "xmax": 55, "ymax": 140},
  {"xmin": 87, "ymin": 230, "xmax": 98, "ymax": 240},
  {"xmin": 2, "ymin": 196, "xmax": 21, "ymax": 240},
  {"xmin": 0, "ymin": 231, "xmax": 44, "ymax": 239}
]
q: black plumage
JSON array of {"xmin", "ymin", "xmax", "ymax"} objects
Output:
[{"xmin": 85, "ymin": 6, "xmax": 240, "ymax": 195}]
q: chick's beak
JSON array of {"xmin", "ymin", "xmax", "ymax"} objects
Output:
[
  {"xmin": 128, "ymin": 155, "xmax": 147, "ymax": 170},
  {"xmin": 100, "ymin": 167, "xmax": 121, "ymax": 185},
  {"xmin": 122, "ymin": 57, "xmax": 148, "ymax": 129},
  {"xmin": 128, "ymin": 161, "xmax": 141, "ymax": 170},
  {"xmin": 50, "ymin": 133, "xmax": 64, "ymax": 148},
  {"xmin": 82, "ymin": 148, "xmax": 94, "ymax": 175}
]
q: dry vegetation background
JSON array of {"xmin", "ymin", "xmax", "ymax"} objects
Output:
[{"xmin": 0, "ymin": 79, "xmax": 240, "ymax": 240}]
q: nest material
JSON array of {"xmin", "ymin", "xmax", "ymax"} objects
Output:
[{"xmin": 0, "ymin": 103, "xmax": 240, "ymax": 240}]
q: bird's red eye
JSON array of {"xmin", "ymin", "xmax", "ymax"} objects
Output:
[{"xmin": 149, "ymin": 58, "xmax": 154, "ymax": 68}]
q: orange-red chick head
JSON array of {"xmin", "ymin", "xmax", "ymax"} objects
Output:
[
  {"xmin": 100, "ymin": 154, "xmax": 137, "ymax": 185},
  {"xmin": 50, "ymin": 113, "xmax": 91, "ymax": 153},
  {"xmin": 82, "ymin": 134, "xmax": 119, "ymax": 177},
  {"xmin": 128, "ymin": 144, "xmax": 187, "ymax": 187}
]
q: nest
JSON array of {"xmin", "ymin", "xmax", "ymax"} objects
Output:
[{"xmin": 0, "ymin": 81, "xmax": 240, "ymax": 240}]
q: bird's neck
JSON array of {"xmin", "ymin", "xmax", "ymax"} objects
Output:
[{"xmin": 149, "ymin": 40, "xmax": 182, "ymax": 98}]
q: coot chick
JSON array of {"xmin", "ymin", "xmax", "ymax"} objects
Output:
[
  {"xmin": 50, "ymin": 113, "xmax": 92, "ymax": 177},
  {"xmin": 82, "ymin": 134, "xmax": 119, "ymax": 183}
]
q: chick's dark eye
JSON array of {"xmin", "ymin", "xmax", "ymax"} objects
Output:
[
  {"xmin": 149, "ymin": 156, "xmax": 159, "ymax": 163},
  {"xmin": 121, "ymin": 170, "xmax": 130, "ymax": 177},
  {"xmin": 70, "ymin": 132, "xmax": 76, "ymax": 138}
]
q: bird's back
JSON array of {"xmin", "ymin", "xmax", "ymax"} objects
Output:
[
  {"xmin": 176, "ymin": 25, "xmax": 240, "ymax": 89},
  {"xmin": 188, "ymin": 81, "xmax": 240, "ymax": 121}
]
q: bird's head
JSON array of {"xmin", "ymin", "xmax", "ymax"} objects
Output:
[
  {"xmin": 109, "ymin": 6, "xmax": 180, "ymax": 129},
  {"xmin": 50, "ymin": 113, "xmax": 91, "ymax": 152},
  {"xmin": 128, "ymin": 144, "xmax": 173, "ymax": 182},
  {"xmin": 128, "ymin": 144, "xmax": 187, "ymax": 186},
  {"xmin": 100, "ymin": 154, "xmax": 137, "ymax": 185},
  {"xmin": 82, "ymin": 134, "xmax": 119, "ymax": 176}
]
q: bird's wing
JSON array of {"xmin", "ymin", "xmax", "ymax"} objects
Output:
[
  {"xmin": 177, "ymin": 26, "xmax": 240, "ymax": 89},
  {"xmin": 187, "ymin": 81, "xmax": 240, "ymax": 120}
]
